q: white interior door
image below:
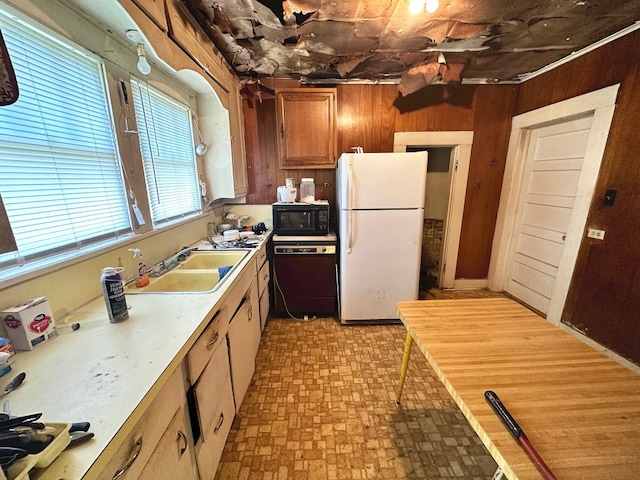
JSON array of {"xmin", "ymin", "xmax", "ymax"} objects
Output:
[
  {"xmin": 504, "ymin": 115, "xmax": 593, "ymax": 314},
  {"xmin": 489, "ymin": 84, "xmax": 618, "ymax": 325}
]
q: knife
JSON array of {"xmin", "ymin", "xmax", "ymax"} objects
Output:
[
  {"xmin": 0, "ymin": 446, "xmax": 28, "ymax": 468},
  {"xmin": 65, "ymin": 421, "xmax": 93, "ymax": 450},
  {"xmin": 0, "ymin": 412, "xmax": 42, "ymax": 431},
  {"xmin": 66, "ymin": 431, "xmax": 94, "ymax": 449}
]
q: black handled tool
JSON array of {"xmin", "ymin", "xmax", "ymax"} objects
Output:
[{"xmin": 484, "ymin": 391, "xmax": 558, "ymax": 480}]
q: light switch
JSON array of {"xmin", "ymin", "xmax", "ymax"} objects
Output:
[
  {"xmin": 603, "ymin": 189, "xmax": 617, "ymax": 206},
  {"xmin": 587, "ymin": 228, "xmax": 605, "ymax": 240}
]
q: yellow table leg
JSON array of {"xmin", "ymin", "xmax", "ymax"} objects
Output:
[{"xmin": 396, "ymin": 331, "xmax": 413, "ymax": 404}]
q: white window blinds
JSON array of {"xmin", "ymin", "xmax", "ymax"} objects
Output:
[
  {"xmin": 130, "ymin": 78, "xmax": 201, "ymax": 226},
  {"xmin": 0, "ymin": 11, "xmax": 131, "ymax": 269}
]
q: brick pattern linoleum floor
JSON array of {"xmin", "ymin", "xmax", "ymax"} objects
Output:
[{"xmin": 216, "ymin": 292, "xmax": 505, "ymax": 480}]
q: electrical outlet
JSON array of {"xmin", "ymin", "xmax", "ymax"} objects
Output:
[{"xmin": 587, "ymin": 228, "xmax": 605, "ymax": 240}]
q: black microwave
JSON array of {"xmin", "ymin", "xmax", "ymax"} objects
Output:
[{"xmin": 272, "ymin": 203, "xmax": 330, "ymax": 235}]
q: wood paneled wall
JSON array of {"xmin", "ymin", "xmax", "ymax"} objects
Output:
[
  {"xmin": 517, "ymin": 30, "xmax": 640, "ymax": 364},
  {"xmin": 243, "ymin": 81, "xmax": 517, "ymax": 279}
]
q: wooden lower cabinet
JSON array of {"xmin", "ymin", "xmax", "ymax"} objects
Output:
[
  {"xmin": 227, "ymin": 292, "xmax": 256, "ymax": 413},
  {"xmin": 248, "ymin": 278, "xmax": 261, "ymax": 359},
  {"xmin": 193, "ymin": 341, "xmax": 235, "ymax": 479},
  {"xmin": 96, "ymin": 366, "xmax": 197, "ymax": 480},
  {"xmin": 194, "ymin": 377, "xmax": 235, "ymax": 479},
  {"xmin": 259, "ymin": 286, "xmax": 270, "ymax": 332},
  {"xmin": 96, "ymin": 257, "xmax": 268, "ymax": 479},
  {"xmin": 256, "ymin": 242, "xmax": 270, "ymax": 332},
  {"xmin": 138, "ymin": 407, "xmax": 197, "ymax": 480}
]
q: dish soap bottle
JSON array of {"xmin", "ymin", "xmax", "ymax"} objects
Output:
[
  {"xmin": 101, "ymin": 267, "xmax": 129, "ymax": 323},
  {"xmin": 129, "ymin": 248, "xmax": 149, "ymax": 287}
]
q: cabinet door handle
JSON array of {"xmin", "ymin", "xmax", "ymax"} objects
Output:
[
  {"xmin": 113, "ymin": 437, "xmax": 143, "ymax": 479},
  {"xmin": 177, "ymin": 430, "xmax": 188, "ymax": 456},
  {"xmin": 248, "ymin": 305, "xmax": 253, "ymax": 321},
  {"xmin": 206, "ymin": 331, "xmax": 220, "ymax": 349},
  {"xmin": 213, "ymin": 413, "xmax": 225, "ymax": 433}
]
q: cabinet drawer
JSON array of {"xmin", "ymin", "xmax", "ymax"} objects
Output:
[
  {"xmin": 195, "ymin": 377, "xmax": 235, "ymax": 480},
  {"xmin": 193, "ymin": 339, "xmax": 231, "ymax": 436},
  {"xmin": 256, "ymin": 243, "xmax": 268, "ymax": 269},
  {"xmin": 96, "ymin": 366, "xmax": 186, "ymax": 480},
  {"xmin": 258, "ymin": 260, "xmax": 270, "ymax": 295},
  {"xmin": 187, "ymin": 307, "xmax": 229, "ymax": 381}
]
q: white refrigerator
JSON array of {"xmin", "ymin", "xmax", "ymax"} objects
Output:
[{"xmin": 336, "ymin": 151, "xmax": 428, "ymax": 324}]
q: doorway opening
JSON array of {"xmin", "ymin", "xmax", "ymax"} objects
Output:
[
  {"xmin": 406, "ymin": 146, "xmax": 453, "ymax": 291},
  {"xmin": 394, "ymin": 131, "xmax": 474, "ymax": 291}
]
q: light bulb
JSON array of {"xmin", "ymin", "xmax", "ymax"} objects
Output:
[
  {"xmin": 409, "ymin": 0, "xmax": 425, "ymax": 15},
  {"xmin": 136, "ymin": 43, "xmax": 151, "ymax": 75},
  {"xmin": 426, "ymin": 0, "xmax": 439, "ymax": 13}
]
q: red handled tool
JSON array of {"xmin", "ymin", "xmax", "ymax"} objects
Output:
[{"xmin": 484, "ymin": 391, "xmax": 558, "ymax": 480}]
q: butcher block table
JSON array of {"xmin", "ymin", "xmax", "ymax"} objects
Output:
[{"xmin": 395, "ymin": 297, "xmax": 640, "ymax": 480}]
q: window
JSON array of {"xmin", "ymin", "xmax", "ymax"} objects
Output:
[
  {"xmin": 130, "ymin": 78, "xmax": 201, "ymax": 226},
  {"xmin": 0, "ymin": 10, "xmax": 131, "ymax": 272}
]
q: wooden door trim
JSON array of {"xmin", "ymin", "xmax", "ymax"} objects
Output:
[{"xmin": 488, "ymin": 84, "xmax": 619, "ymax": 325}]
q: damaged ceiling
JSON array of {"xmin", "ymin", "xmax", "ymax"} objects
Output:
[{"xmin": 182, "ymin": 0, "xmax": 640, "ymax": 95}]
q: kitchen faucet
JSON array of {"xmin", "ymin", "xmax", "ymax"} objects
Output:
[{"xmin": 149, "ymin": 247, "xmax": 197, "ymax": 276}]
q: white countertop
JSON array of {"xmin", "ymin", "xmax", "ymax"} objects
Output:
[{"xmin": 4, "ymin": 239, "xmax": 266, "ymax": 479}]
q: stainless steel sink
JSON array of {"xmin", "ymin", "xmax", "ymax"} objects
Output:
[{"xmin": 125, "ymin": 250, "xmax": 249, "ymax": 294}]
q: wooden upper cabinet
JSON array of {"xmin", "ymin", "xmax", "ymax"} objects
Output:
[
  {"xmin": 229, "ymin": 81, "xmax": 249, "ymax": 196},
  {"xmin": 164, "ymin": 0, "xmax": 229, "ymax": 86},
  {"xmin": 276, "ymin": 88, "xmax": 337, "ymax": 169},
  {"xmin": 132, "ymin": 0, "xmax": 169, "ymax": 31}
]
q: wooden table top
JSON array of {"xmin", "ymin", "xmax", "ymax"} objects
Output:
[{"xmin": 397, "ymin": 297, "xmax": 640, "ymax": 480}]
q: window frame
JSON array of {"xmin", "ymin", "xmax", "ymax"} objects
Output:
[
  {"xmin": 129, "ymin": 77, "xmax": 203, "ymax": 227},
  {"xmin": 0, "ymin": 7, "xmax": 134, "ymax": 277}
]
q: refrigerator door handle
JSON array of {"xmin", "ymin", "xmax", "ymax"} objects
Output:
[
  {"xmin": 346, "ymin": 160, "xmax": 354, "ymax": 253},
  {"xmin": 347, "ymin": 210, "xmax": 353, "ymax": 253},
  {"xmin": 348, "ymin": 161, "xmax": 355, "ymax": 210}
]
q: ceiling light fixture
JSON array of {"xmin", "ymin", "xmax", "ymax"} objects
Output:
[
  {"xmin": 409, "ymin": 0, "xmax": 424, "ymax": 14},
  {"xmin": 426, "ymin": 0, "xmax": 439, "ymax": 13},
  {"xmin": 136, "ymin": 43, "xmax": 151, "ymax": 75},
  {"xmin": 408, "ymin": 0, "xmax": 439, "ymax": 14}
]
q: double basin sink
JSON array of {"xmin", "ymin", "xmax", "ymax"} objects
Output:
[{"xmin": 125, "ymin": 251, "xmax": 249, "ymax": 294}]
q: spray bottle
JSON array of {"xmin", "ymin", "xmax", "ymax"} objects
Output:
[{"xmin": 129, "ymin": 248, "xmax": 149, "ymax": 288}]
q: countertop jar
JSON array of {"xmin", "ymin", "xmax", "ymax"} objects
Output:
[{"xmin": 300, "ymin": 178, "xmax": 315, "ymax": 203}]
